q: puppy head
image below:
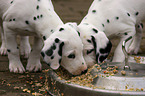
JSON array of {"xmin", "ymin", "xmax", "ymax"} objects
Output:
[
  {"xmin": 41, "ymin": 23, "xmax": 87, "ymax": 75},
  {"xmin": 78, "ymin": 24, "xmax": 112, "ymax": 67}
]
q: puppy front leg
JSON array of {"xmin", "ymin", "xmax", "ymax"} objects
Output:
[
  {"xmin": 20, "ymin": 36, "xmax": 31, "ymax": 58},
  {"xmin": 26, "ymin": 37, "xmax": 43, "ymax": 72},
  {"xmin": 112, "ymin": 29, "xmax": 136, "ymax": 62},
  {"xmin": 128, "ymin": 23, "xmax": 143, "ymax": 54},
  {"xmin": 4, "ymin": 29, "xmax": 25, "ymax": 73},
  {"xmin": 0, "ymin": 26, "xmax": 7, "ymax": 55}
]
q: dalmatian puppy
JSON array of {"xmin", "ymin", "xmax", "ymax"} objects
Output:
[
  {"xmin": 0, "ymin": 0, "xmax": 87, "ymax": 75},
  {"xmin": 78, "ymin": 0, "xmax": 145, "ymax": 63},
  {"xmin": 41, "ymin": 23, "xmax": 87, "ymax": 75}
]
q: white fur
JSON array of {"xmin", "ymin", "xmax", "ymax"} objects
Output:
[
  {"xmin": 79, "ymin": 0, "xmax": 145, "ymax": 62},
  {"xmin": 0, "ymin": 0, "xmax": 87, "ymax": 74}
]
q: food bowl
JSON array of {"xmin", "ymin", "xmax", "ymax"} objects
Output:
[{"xmin": 46, "ymin": 37, "xmax": 145, "ymax": 96}]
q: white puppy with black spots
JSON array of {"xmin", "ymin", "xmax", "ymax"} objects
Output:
[
  {"xmin": 0, "ymin": 0, "xmax": 88, "ymax": 75},
  {"xmin": 78, "ymin": 0, "xmax": 144, "ymax": 63}
]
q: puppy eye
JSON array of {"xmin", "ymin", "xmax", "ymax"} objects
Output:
[
  {"xmin": 68, "ymin": 54, "xmax": 75, "ymax": 59},
  {"xmin": 87, "ymin": 49, "xmax": 94, "ymax": 54}
]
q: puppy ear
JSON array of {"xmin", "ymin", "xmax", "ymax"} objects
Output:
[
  {"xmin": 43, "ymin": 38, "xmax": 65, "ymax": 70},
  {"xmin": 51, "ymin": 39, "xmax": 64, "ymax": 70},
  {"xmin": 91, "ymin": 32, "xmax": 112, "ymax": 63}
]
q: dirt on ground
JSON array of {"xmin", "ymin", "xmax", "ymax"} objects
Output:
[{"xmin": 1, "ymin": 0, "xmax": 145, "ymax": 96}]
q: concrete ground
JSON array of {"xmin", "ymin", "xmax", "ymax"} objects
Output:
[{"xmin": 0, "ymin": 0, "xmax": 145, "ymax": 96}]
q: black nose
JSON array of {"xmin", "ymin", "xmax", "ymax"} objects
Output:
[
  {"xmin": 41, "ymin": 51, "xmax": 45, "ymax": 58},
  {"xmin": 81, "ymin": 69, "xmax": 88, "ymax": 75}
]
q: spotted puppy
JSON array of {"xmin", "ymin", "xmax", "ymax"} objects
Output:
[
  {"xmin": 41, "ymin": 23, "xmax": 87, "ymax": 75},
  {"xmin": 0, "ymin": 0, "xmax": 87, "ymax": 75},
  {"xmin": 78, "ymin": 0, "xmax": 144, "ymax": 63}
]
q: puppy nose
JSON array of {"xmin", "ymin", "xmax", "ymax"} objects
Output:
[
  {"xmin": 81, "ymin": 69, "xmax": 88, "ymax": 75},
  {"xmin": 41, "ymin": 51, "xmax": 45, "ymax": 58}
]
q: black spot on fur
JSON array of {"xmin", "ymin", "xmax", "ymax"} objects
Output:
[
  {"xmin": 58, "ymin": 42, "xmax": 64, "ymax": 56},
  {"xmin": 102, "ymin": 24, "xmax": 105, "ymax": 27},
  {"xmin": 107, "ymin": 19, "xmax": 110, "ymax": 23},
  {"xmin": 106, "ymin": 41, "xmax": 112, "ymax": 53},
  {"xmin": 92, "ymin": 28, "xmax": 98, "ymax": 33},
  {"xmin": 96, "ymin": 53, "xmax": 99, "ymax": 63},
  {"xmin": 77, "ymin": 31, "xmax": 80, "ymax": 36},
  {"xmin": 87, "ymin": 39, "xmax": 91, "ymax": 43},
  {"xmin": 87, "ymin": 49, "xmax": 94, "ymax": 55},
  {"xmin": 36, "ymin": 5, "xmax": 39, "ymax": 10},
  {"xmin": 91, "ymin": 36, "xmax": 99, "ymax": 62},
  {"xmin": 33, "ymin": 17, "xmax": 37, "ymax": 20},
  {"xmin": 140, "ymin": 23, "xmax": 144, "ymax": 28},
  {"xmin": 43, "ymin": 36, "xmax": 46, "ymax": 40},
  {"xmin": 40, "ymin": 14, "xmax": 43, "ymax": 18},
  {"xmin": 38, "ymin": 0, "xmax": 40, "ymax": 1},
  {"xmin": 51, "ymin": 29, "xmax": 54, "ymax": 33},
  {"xmin": 92, "ymin": 10, "xmax": 96, "ymax": 13},
  {"xmin": 135, "ymin": 12, "xmax": 139, "ymax": 16},
  {"xmin": 116, "ymin": 17, "xmax": 119, "ymax": 20},
  {"xmin": 124, "ymin": 33, "xmax": 128, "ymax": 35},
  {"xmin": 59, "ymin": 59, "xmax": 62, "ymax": 64},
  {"xmin": 100, "ymin": 41, "xmax": 112, "ymax": 54},
  {"xmin": 25, "ymin": 21, "xmax": 29, "ymax": 24},
  {"xmin": 51, "ymin": 44, "xmax": 56, "ymax": 50},
  {"xmin": 59, "ymin": 28, "xmax": 64, "ymax": 31},
  {"xmin": 55, "ymin": 38, "xmax": 60, "ymax": 43},
  {"xmin": 51, "ymin": 56, "xmax": 54, "ymax": 59},
  {"xmin": 45, "ymin": 49, "xmax": 53, "ymax": 56},
  {"xmin": 37, "ymin": 15, "xmax": 40, "ymax": 19},
  {"xmin": 127, "ymin": 13, "xmax": 130, "ymax": 16},
  {"xmin": 99, "ymin": 55, "xmax": 108, "ymax": 62},
  {"xmin": 10, "ymin": 1, "xmax": 13, "ymax": 4},
  {"xmin": 41, "ymin": 52, "xmax": 45, "ymax": 58},
  {"xmin": 17, "ymin": 47, "xmax": 19, "ymax": 49},
  {"xmin": 91, "ymin": 36, "xmax": 97, "ymax": 50},
  {"xmin": 7, "ymin": 49, "xmax": 11, "ymax": 52},
  {"xmin": 68, "ymin": 54, "xmax": 75, "ymax": 59}
]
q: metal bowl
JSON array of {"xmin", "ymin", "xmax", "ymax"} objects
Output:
[
  {"xmin": 46, "ymin": 65, "xmax": 145, "ymax": 96},
  {"xmin": 45, "ymin": 36, "xmax": 145, "ymax": 96}
]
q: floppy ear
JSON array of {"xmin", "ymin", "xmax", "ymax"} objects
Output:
[
  {"xmin": 91, "ymin": 32, "xmax": 112, "ymax": 63},
  {"xmin": 44, "ymin": 38, "xmax": 65, "ymax": 70}
]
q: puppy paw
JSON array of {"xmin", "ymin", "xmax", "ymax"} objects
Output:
[
  {"xmin": 9, "ymin": 62, "xmax": 25, "ymax": 73},
  {"xmin": 26, "ymin": 62, "xmax": 42, "ymax": 72},
  {"xmin": 0, "ymin": 47, "xmax": 7, "ymax": 55},
  {"xmin": 128, "ymin": 45, "xmax": 139, "ymax": 55},
  {"xmin": 0, "ymin": 43, "xmax": 7, "ymax": 55}
]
